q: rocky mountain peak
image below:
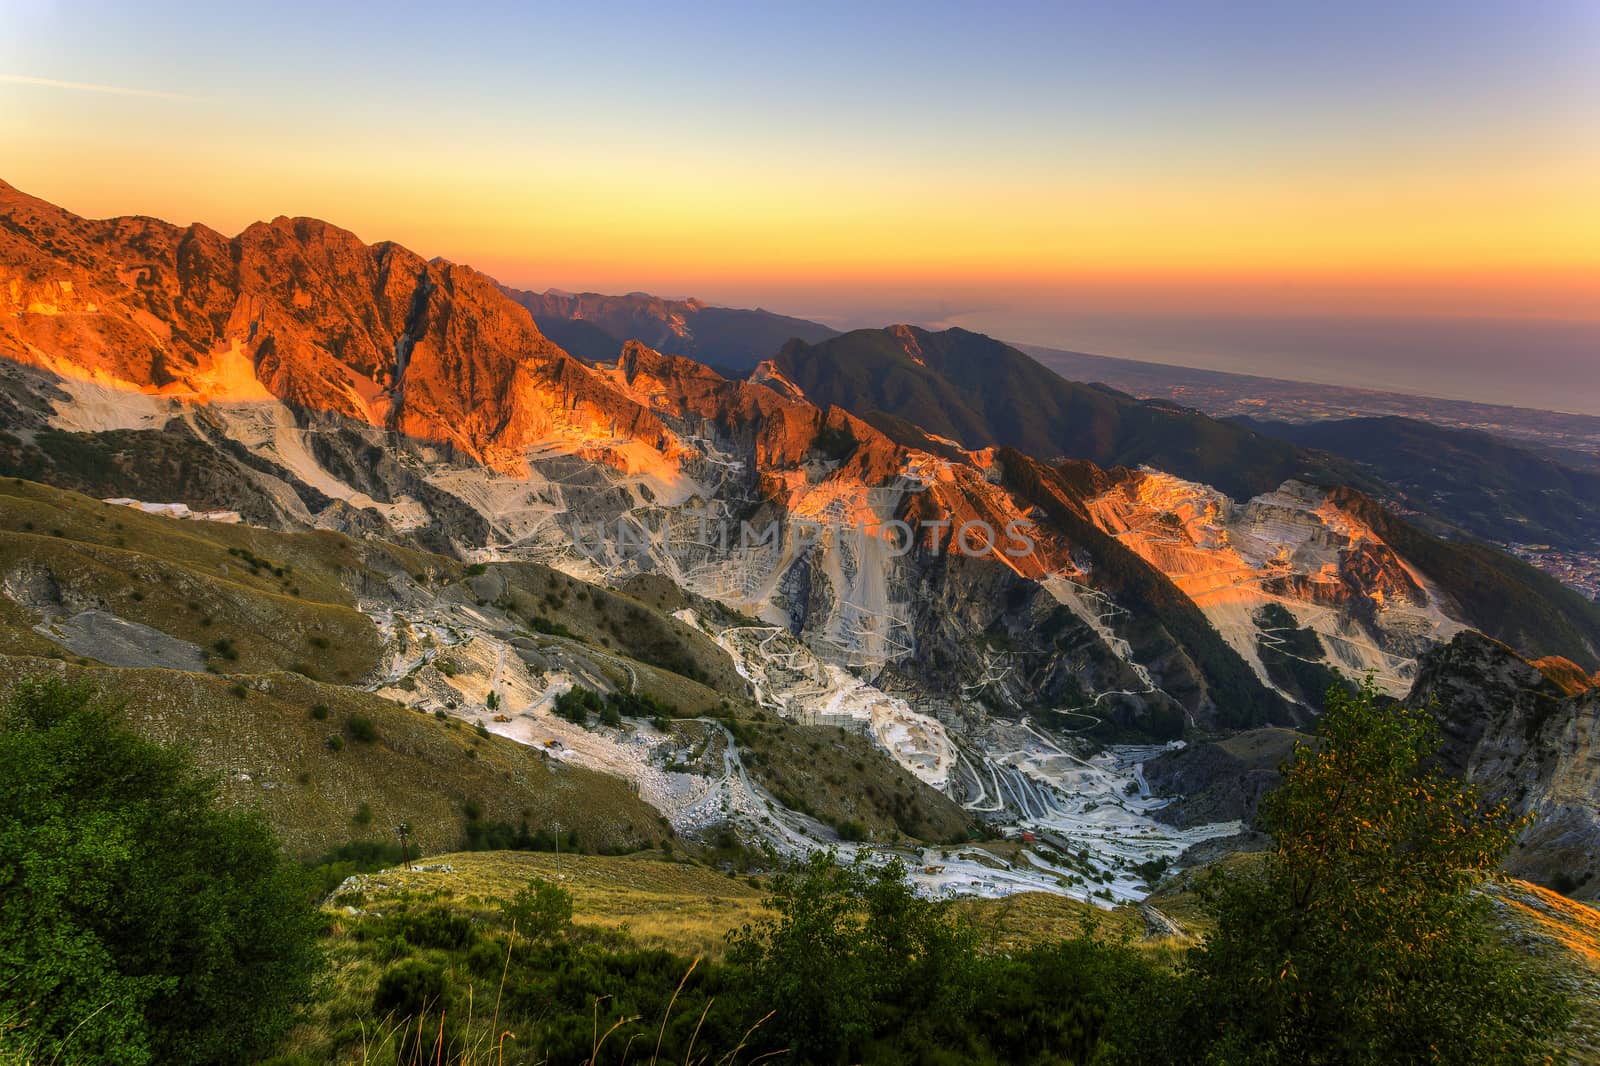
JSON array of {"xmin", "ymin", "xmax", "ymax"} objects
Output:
[{"xmin": 0, "ymin": 178, "xmax": 682, "ymax": 476}]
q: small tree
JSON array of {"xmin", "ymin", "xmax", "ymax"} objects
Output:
[
  {"xmin": 497, "ymin": 877, "xmax": 572, "ymax": 941},
  {"xmin": 1183, "ymin": 678, "xmax": 1570, "ymax": 1063}
]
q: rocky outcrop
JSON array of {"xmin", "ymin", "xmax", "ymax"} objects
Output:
[
  {"xmin": 1143, "ymin": 727, "xmax": 1306, "ymax": 827},
  {"xmin": 1410, "ymin": 631, "xmax": 1600, "ymax": 900},
  {"xmin": 1085, "ymin": 473, "xmax": 1464, "ymax": 698}
]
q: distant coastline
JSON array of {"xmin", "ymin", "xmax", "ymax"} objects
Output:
[{"xmin": 938, "ymin": 310, "xmax": 1600, "ymax": 418}]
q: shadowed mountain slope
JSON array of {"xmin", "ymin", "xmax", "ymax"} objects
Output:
[{"xmin": 768, "ymin": 324, "xmax": 1366, "ymax": 501}]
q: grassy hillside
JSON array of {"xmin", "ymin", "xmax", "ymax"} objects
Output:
[
  {"xmin": 0, "ymin": 477, "xmax": 400, "ymax": 679},
  {"xmin": 0, "ymin": 479, "xmax": 975, "ymax": 863},
  {"xmin": 0, "ymin": 657, "xmax": 669, "ymax": 860},
  {"xmin": 327, "ymin": 851, "xmax": 770, "ymax": 959},
  {"xmin": 482, "ymin": 562, "xmax": 750, "ymax": 699},
  {"xmin": 288, "ymin": 848, "xmax": 1600, "ymax": 1064},
  {"xmin": 727, "ymin": 716, "xmax": 973, "ymax": 843}
]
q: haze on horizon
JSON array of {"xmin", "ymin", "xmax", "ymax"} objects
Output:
[{"xmin": 3, "ymin": 0, "xmax": 1596, "ymax": 410}]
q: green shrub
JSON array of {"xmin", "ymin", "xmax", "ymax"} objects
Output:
[
  {"xmin": 496, "ymin": 878, "xmax": 573, "ymax": 941},
  {"xmin": 301, "ymin": 840, "xmax": 405, "ymax": 898},
  {"xmin": 346, "ymin": 715, "xmax": 377, "ymax": 743},
  {"xmin": 553, "ymin": 685, "xmax": 602, "ymax": 725},
  {"xmin": 398, "ymin": 906, "xmax": 478, "ymax": 950},
  {"xmin": 372, "ymin": 957, "xmax": 447, "ymax": 1018},
  {"xmin": 0, "ymin": 680, "xmax": 323, "ymax": 1065}
]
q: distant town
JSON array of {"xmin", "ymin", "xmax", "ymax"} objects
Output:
[{"xmin": 1504, "ymin": 544, "xmax": 1600, "ymax": 604}]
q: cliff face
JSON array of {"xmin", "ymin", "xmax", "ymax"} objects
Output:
[
  {"xmin": 0, "ymin": 179, "xmax": 677, "ymax": 475},
  {"xmin": 1081, "ymin": 472, "xmax": 1463, "ymax": 701},
  {"xmin": 1410, "ymin": 631, "xmax": 1600, "ymax": 900}
]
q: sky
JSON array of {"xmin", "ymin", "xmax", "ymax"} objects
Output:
[{"xmin": 2, "ymin": 0, "xmax": 1597, "ymax": 405}]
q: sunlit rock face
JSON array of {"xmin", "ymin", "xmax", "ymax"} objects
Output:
[
  {"xmin": 1086, "ymin": 471, "xmax": 1465, "ymax": 695},
  {"xmin": 0, "ymin": 179, "xmax": 680, "ymax": 476}
]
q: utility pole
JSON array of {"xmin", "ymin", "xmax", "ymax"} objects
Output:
[{"xmin": 395, "ymin": 822, "xmax": 413, "ymax": 871}]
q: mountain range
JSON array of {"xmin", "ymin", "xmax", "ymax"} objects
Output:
[
  {"xmin": 2, "ymin": 177, "xmax": 1598, "ymax": 903},
  {"xmin": 499, "ymin": 285, "xmax": 838, "ymax": 373},
  {"xmin": 766, "ymin": 324, "xmax": 1373, "ymax": 502}
]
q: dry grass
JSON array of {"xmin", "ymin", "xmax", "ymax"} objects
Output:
[
  {"xmin": 0, "ymin": 655, "xmax": 671, "ymax": 861},
  {"xmin": 1486, "ymin": 879, "xmax": 1600, "ymax": 1063},
  {"xmin": 337, "ymin": 851, "xmax": 1203, "ymax": 965},
  {"xmin": 735, "ymin": 718, "xmax": 972, "ymax": 843},
  {"xmin": 333, "ymin": 851, "xmax": 770, "ymax": 960},
  {"xmin": 0, "ymin": 479, "xmax": 399, "ymax": 679}
]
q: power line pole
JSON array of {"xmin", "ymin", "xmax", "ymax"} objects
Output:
[{"xmin": 394, "ymin": 822, "xmax": 413, "ymax": 871}]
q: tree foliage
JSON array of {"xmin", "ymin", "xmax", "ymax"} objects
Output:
[
  {"xmin": 1182, "ymin": 678, "xmax": 1570, "ymax": 1063},
  {"xmin": 497, "ymin": 877, "xmax": 573, "ymax": 942},
  {"xmin": 724, "ymin": 850, "xmax": 1170, "ymax": 1064},
  {"xmin": 0, "ymin": 680, "xmax": 324, "ymax": 1065}
]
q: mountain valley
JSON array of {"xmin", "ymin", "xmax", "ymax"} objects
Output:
[{"xmin": 2, "ymin": 177, "xmax": 1598, "ymax": 914}]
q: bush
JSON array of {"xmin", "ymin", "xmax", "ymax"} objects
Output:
[
  {"xmin": 372, "ymin": 957, "xmax": 447, "ymax": 1018},
  {"xmin": 727, "ymin": 850, "xmax": 979, "ymax": 1061},
  {"xmin": 398, "ymin": 906, "xmax": 478, "ymax": 950},
  {"xmin": 346, "ymin": 715, "xmax": 377, "ymax": 743},
  {"xmin": 0, "ymin": 680, "xmax": 323, "ymax": 1065},
  {"xmin": 528, "ymin": 614, "xmax": 575, "ymax": 638},
  {"xmin": 326, "ymin": 734, "xmax": 345, "ymax": 752},
  {"xmin": 308, "ymin": 702, "xmax": 329, "ymax": 721},
  {"xmin": 553, "ymin": 685, "xmax": 602, "ymax": 725},
  {"xmin": 461, "ymin": 819, "xmax": 576, "ymax": 853},
  {"xmin": 302, "ymin": 840, "xmax": 405, "ymax": 898},
  {"xmin": 496, "ymin": 878, "xmax": 573, "ymax": 941},
  {"xmin": 832, "ymin": 818, "xmax": 868, "ymax": 842}
]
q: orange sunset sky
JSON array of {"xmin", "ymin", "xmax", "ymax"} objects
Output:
[{"xmin": 2, "ymin": 1, "xmax": 1596, "ymax": 337}]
